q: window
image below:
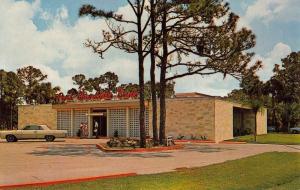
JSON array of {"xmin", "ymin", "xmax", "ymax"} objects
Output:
[
  {"xmin": 73, "ymin": 110, "xmax": 88, "ymax": 136},
  {"xmin": 129, "ymin": 108, "xmax": 149, "ymax": 137},
  {"xmin": 109, "ymin": 109, "xmax": 127, "ymax": 137},
  {"xmin": 57, "ymin": 110, "xmax": 72, "ymax": 136},
  {"xmin": 23, "ymin": 125, "xmax": 42, "ymax": 130}
]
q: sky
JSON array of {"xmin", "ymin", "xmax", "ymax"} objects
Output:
[{"xmin": 0, "ymin": 0, "xmax": 299, "ymax": 96}]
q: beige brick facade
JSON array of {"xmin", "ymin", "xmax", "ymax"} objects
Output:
[
  {"xmin": 165, "ymin": 98, "xmax": 215, "ymax": 140},
  {"xmin": 18, "ymin": 104, "xmax": 57, "ymax": 130},
  {"xmin": 214, "ymin": 100, "xmax": 233, "ymax": 142}
]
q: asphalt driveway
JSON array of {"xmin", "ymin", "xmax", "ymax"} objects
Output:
[{"xmin": 0, "ymin": 139, "xmax": 299, "ymax": 186}]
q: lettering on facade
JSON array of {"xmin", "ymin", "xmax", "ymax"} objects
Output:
[{"xmin": 55, "ymin": 87, "xmax": 139, "ymax": 103}]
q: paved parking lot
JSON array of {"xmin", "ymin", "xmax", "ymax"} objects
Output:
[{"xmin": 0, "ymin": 139, "xmax": 299, "ymax": 186}]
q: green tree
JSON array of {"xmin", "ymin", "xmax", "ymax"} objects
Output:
[
  {"xmin": 0, "ymin": 70, "xmax": 24, "ymax": 129},
  {"xmin": 102, "ymin": 72, "xmax": 119, "ymax": 93},
  {"xmin": 240, "ymin": 71, "xmax": 265, "ymax": 142},
  {"xmin": 72, "ymin": 74, "xmax": 87, "ymax": 92},
  {"xmin": 266, "ymin": 51, "xmax": 300, "ymax": 131},
  {"xmin": 145, "ymin": 81, "xmax": 175, "ymax": 100},
  {"xmin": 227, "ymin": 89, "xmax": 250, "ymax": 103},
  {"xmin": 72, "ymin": 72, "xmax": 119, "ymax": 93},
  {"xmin": 119, "ymin": 83, "xmax": 140, "ymax": 93},
  {"xmin": 67, "ymin": 88, "xmax": 78, "ymax": 96},
  {"xmin": 32, "ymin": 82, "xmax": 60, "ymax": 104},
  {"xmin": 17, "ymin": 66, "xmax": 47, "ymax": 104}
]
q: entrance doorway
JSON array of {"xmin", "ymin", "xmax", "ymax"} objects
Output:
[
  {"xmin": 92, "ymin": 111, "xmax": 107, "ymax": 137},
  {"xmin": 233, "ymin": 107, "xmax": 255, "ymax": 137}
]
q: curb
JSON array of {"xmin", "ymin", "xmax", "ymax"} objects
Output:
[
  {"xmin": 0, "ymin": 173, "xmax": 137, "ymax": 189},
  {"xmin": 220, "ymin": 141, "xmax": 247, "ymax": 144},
  {"xmin": 174, "ymin": 140, "xmax": 216, "ymax": 144},
  {"xmin": 96, "ymin": 144, "xmax": 184, "ymax": 153}
]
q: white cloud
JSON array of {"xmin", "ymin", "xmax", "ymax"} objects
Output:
[
  {"xmin": 36, "ymin": 64, "xmax": 73, "ymax": 92},
  {"xmin": 57, "ymin": 6, "xmax": 68, "ymax": 20},
  {"xmin": 175, "ymin": 74, "xmax": 239, "ymax": 96},
  {"xmin": 0, "ymin": 0, "xmax": 294, "ymax": 97},
  {"xmin": 0, "ymin": 0, "xmax": 139, "ymax": 92},
  {"xmin": 243, "ymin": 0, "xmax": 300, "ymax": 24},
  {"xmin": 253, "ymin": 42, "xmax": 291, "ymax": 81}
]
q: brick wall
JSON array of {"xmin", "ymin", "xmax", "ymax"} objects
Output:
[
  {"xmin": 164, "ymin": 98, "xmax": 215, "ymax": 140},
  {"xmin": 214, "ymin": 100, "xmax": 233, "ymax": 142},
  {"xmin": 18, "ymin": 104, "xmax": 57, "ymax": 130}
]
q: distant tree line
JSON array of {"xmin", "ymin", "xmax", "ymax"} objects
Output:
[
  {"xmin": 67, "ymin": 72, "xmax": 175, "ymax": 99},
  {"xmin": 0, "ymin": 66, "xmax": 60, "ymax": 129},
  {"xmin": 0, "ymin": 66, "xmax": 175, "ymax": 130}
]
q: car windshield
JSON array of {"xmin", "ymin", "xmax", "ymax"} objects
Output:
[{"xmin": 23, "ymin": 125, "xmax": 43, "ymax": 130}]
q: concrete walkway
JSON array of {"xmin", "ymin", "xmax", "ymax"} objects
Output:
[{"xmin": 0, "ymin": 139, "xmax": 299, "ymax": 186}]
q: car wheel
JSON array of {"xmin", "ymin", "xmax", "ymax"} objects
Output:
[
  {"xmin": 6, "ymin": 135, "xmax": 17, "ymax": 142},
  {"xmin": 45, "ymin": 135, "xmax": 55, "ymax": 142},
  {"xmin": 292, "ymin": 130, "xmax": 299, "ymax": 134}
]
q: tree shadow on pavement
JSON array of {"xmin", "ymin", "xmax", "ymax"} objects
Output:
[
  {"xmin": 180, "ymin": 144, "xmax": 234, "ymax": 153},
  {"xmin": 28, "ymin": 144, "xmax": 174, "ymax": 158}
]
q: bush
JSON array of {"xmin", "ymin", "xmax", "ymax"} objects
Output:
[
  {"xmin": 113, "ymin": 130, "xmax": 119, "ymax": 138},
  {"xmin": 107, "ymin": 137, "xmax": 138, "ymax": 148},
  {"xmin": 177, "ymin": 134, "xmax": 185, "ymax": 140}
]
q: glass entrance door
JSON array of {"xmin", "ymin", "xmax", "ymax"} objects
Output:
[{"xmin": 92, "ymin": 115, "xmax": 107, "ymax": 137}]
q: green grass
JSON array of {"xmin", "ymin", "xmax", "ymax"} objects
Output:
[
  {"xmin": 230, "ymin": 133, "xmax": 300, "ymax": 145},
  {"xmin": 18, "ymin": 152, "xmax": 300, "ymax": 190}
]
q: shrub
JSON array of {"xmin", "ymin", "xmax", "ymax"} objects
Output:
[
  {"xmin": 113, "ymin": 130, "xmax": 119, "ymax": 137},
  {"xmin": 107, "ymin": 137, "xmax": 138, "ymax": 148}
]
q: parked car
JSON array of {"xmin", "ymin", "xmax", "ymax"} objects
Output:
[
  {"xmin": 290, "ymin": 127, "xmax": 300, "ymax": 134},
  {"xmin": 0, "ymin": 124, "xmax": 67, "ymax": 142},
  {"xmin": 267, "ymin": 126, "xmax": 276, "ymax": 133}
]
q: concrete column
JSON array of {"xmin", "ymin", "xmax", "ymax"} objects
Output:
[
  {"xmin": 70, "ymin": 109, "xmax": 74, "ymax": 136},
  {"xmin": 107, "ymin": 109, "xmax": 110, "ymax": 137},
  {"xmin": 126, "ymin": 107, "xmax": 129, "ymax": 137},
  {"xmin": 88, "ymin": 109, "xmax": 91, "ymax": 138}
]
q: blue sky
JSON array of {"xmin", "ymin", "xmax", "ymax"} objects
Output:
[{"xmin": 1, "ymin": 0, "xmax": 299, "ymax": 95}]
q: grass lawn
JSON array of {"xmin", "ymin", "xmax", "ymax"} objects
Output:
[
  {"xmin": 229, "ymin": 133, "xmax": 300, "ymax": 145},
  {"xmin": 17, "ymin": 152, "xmax": 300, "ymax": 190}
]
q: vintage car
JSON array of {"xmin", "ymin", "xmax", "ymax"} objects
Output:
[
  {"xmin": 0, "ymin": 124, "xmax": 67, "ymax": 142},
  {"xmin": 290, "ymin": 127, "xmax": 300, "ymax": 134}
]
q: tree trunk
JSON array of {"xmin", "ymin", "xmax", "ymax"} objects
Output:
[
  {"xmin": 159, "ymin": 0, "xmax": 168, "ymax": 145},
  {"xmin": 286, "ymin": 106, "xmax": 291, "ymax": 133},
  {"xmin": 254, "ymin": 110, "xmax": 257, "ymax": 142},
  {"xmin": 10, "ymin": 103, "xmax": 13, "ymax": 130},
  {"xmin": 150, "ymin": 0, "xmax": 158, "ymax": 145},
  {"xmin": 137, "ymin": 1, "xmax": 146, "ymax": 148}
]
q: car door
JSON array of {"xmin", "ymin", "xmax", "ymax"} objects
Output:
[
  {"xmin": 35, "ymin": 125, "xmax": 45, "ymax": 139},
  {"xmin": 22, "ymin": 125, "xmax": 37, "ymax": 139}
]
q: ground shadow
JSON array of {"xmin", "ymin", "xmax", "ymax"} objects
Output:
[
  {"xmin": 180, "ymin": 144, "xmax": 234, "ymax": 153},
  {"xmin": 28, "ymin": 144, "xmax": 174, "ymax": 158},
  {"xmin": 0, "ymin": 140, "xmax": 66, "ymax": 144},
  {"xmin": 28, "ymin": 144, "xmax": 234, "ymax": 158}
]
